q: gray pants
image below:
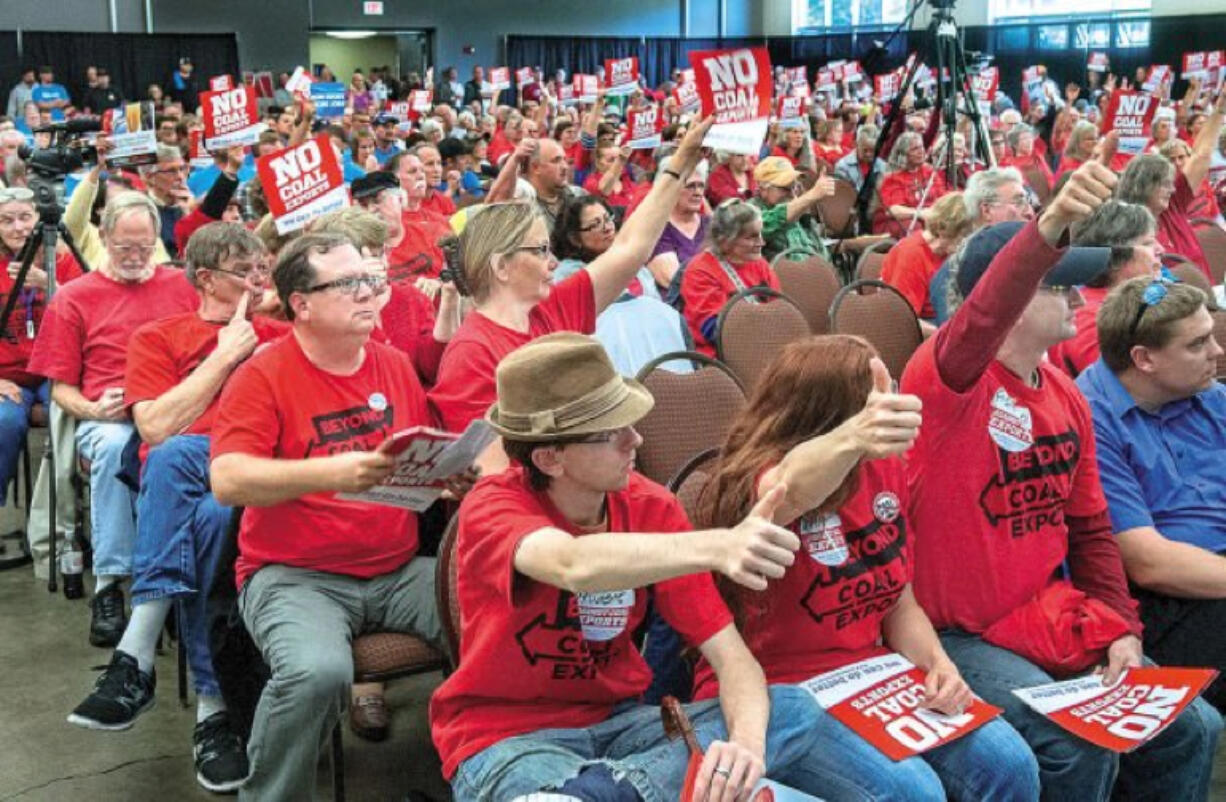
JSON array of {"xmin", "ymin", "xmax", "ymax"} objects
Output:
[{"xmin": 237, "ymin": 559, "xmax": 441, "ymax": 802}]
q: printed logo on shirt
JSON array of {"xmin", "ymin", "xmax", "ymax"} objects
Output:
[
  {"xmin": 576, "ymin": 589, "xmax": 635, "ymax": 641},
  {"xmin": 800, "ymin": 518, "xmax": 907, "ymax": 630},
  {"xmin": 387, "ymin": 253, "xmax": 434, "ymax": 283},
  {"xmin": 799, "ymin": 511, "xmax": 848, "ymax": 566},
  {"xmin": 368, "ymin": 392, "xmax": 388, "ymax": 411},
  {"xmin": 515, "ymin": 593, "xmax": 626, "ymax": 681},
  {"xmin": 305, "ymin": 402, "xmax": 394, "ymax": 456},
  {"xmin": 987, "ymin": 388, "xmax": 1033, "ymax": 452},
  {"xmin": 872, "ymin": 492, "xmax": 901, "ymax": 524},
  {"xmin": 979, "ymin": 431, "xmax": 1080, "ymax": 538}
]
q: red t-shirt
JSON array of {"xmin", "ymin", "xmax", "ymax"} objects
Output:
[
  {"xmin": 880, "ymin": 229, "xmax": 941, "ymax": 319},
  {"xmin": 564, "ymin": 141, "xmax": 589, "ymax": 171},
  {"xmin": 1047, "ymin": 286, "xmax": 1109, "ymax": 378},
  {"xmin": 428, "ymin": 270, "xmax": 596, "ymax": 433},
  {"xmin": 692, "ymin": 457, "xmax": 911, "ymax": 700},
  {"xmin": 124, "ymin": 311, "xmax": 290, "ymax": 438},
  {"xmin": 0, "ymin": 251, "xmax": 82, "ymax": 386},
  {"xmin": 378, "ymin": 283, "xmax": 444, "ymax": 386},
  {"xmin": 1055, "ymin": 155, "xmax": 1083, "ymax": 180},
  {"xmin": 873, "ymin": 166, "xmax": 946, "ymax": 238},
  {"xmin": 1159, "ymin": 172, "xmax": 1210, "ymax": 279},
  {"xmin": 428, "ymin": 467, "xmax": 732, "ymax": 778},
  {"xmin": 679, "ymin": 251, "xmax": 780, "ymax": 358},
  {"xmin": 487, "ymin": 132, "xmax": 514, "ymax": 167},
  {"xmin": 769, "ymin": 146, "xmax": 802, "ymax": 167},
  {"xmin": 813, "ymin": 142, "xmax": 849, "ymax": 164},
  {"xmin": 900, "ymin": 342, "xmax": 1109, "ymax": 634},
  {"xmin": 421, "ymin": 190, "xmax": 456, "ymax": 218},
  {"xmin": 388, "ymin": 213, "xmax": 450, "ymax": 282},
  {"xmin": 581, "ymin": 171, "xmax": 646, "ymax": 211},
  {"xmin": 706, "ymin": 164, "xmax": 755, "ymax": 208},
  {"xmin": 28, "ymin": 267, "xmax": 198, "ymax": 400},
  {"xmin": 211, "ymin": 334, "xmax": 430, "ymax": 588},
  {"xmin": 1002, "ymin": 153, "xmax": 1055, "ymax": 194}
]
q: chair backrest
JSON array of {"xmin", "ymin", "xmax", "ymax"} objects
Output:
[
  {"xmin": 830, "ymin": 279, "xmax": 924, "ymax": 379},
  {"xmin": 1020, "ymin": 164, "xmax": 1052, "ymax": 207},
  {"xmin": 715, "ymin": 287, "xmax": 812, "ymax": 391},
  {"xmin": 815, "ymin": 178, "xmax": 859, "ymax": 238},
  {"xmin": 855, "ymin": 237, "xmax": 896, "ymax": 282},
  {"xmin": 634, "ymin": 352, "xmax": 746, "ymax": 486},
  {"xmin": 1194, "ymin": 225, "xmax": 1226, "ymax": 286},
  {"xmin": 668, "ymin": 447, "xmax": 721, "ymax": 524},
  {"xmin": 1169, "ymin": 262, "xmax": 1217, "ymax": 310},
  {"xmin": 772, "ymin": 253, "xmax": 844, "ymax": 334},
  {"xmin": 1214, "ymin": 310, "xmax": 1226, "ymax": 379},
  {"xmin": 435, "ymin": 513, "xmax": 462, "ymax": 669}
]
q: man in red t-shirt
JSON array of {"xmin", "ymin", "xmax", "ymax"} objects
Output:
[
  {"xmin": 431, "ymin": 333, "xmax": 816, "ymax": 801},
  {"xmin": 386, "ymin": 152, "xmax": 451, "ymax": 281},
  {"xmin": 209, "ymin": 233, "xmax": 465, "ymax": 801},
  {"xmin": 901, "ymin": 162, "xmax": 1220, "ymax": 799},
  {"xmin": 67, "ymin": 223, "xmax": 282, "ymax": 793},
  {"xmin": 412, "ymin": 143, "xmax": 458, "ymax": 218},
  {"xmin": 27, "ymin": 193, "xmax": 197, "ymax": 645}
]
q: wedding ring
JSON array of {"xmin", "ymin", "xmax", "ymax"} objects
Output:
[{"xmin": 714, "ymin": 766, "xmax": 732, "ymax": 777}]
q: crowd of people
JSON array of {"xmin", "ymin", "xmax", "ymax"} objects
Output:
[{"xmin": 1, "ymin": 44, "xmax": 1226, "ymax": 802}]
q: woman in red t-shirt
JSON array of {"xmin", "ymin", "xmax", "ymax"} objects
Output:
[
  {"xmin": 1056, "ymin": 121, "xmax": 1100, "ymax": 179},
  {"xmin": 873, "ymin": 132, "xmax": 946, "ymax": 239},
  {"xmin": 880, "ymin": 192, "xmax": 971, "ymax": 332},
  {"xmin": 690, "ymin": 336, "xmax": 1038, "ymax": 801},
  {"xmin": 581, "ymin": 145, "xmax": 645, "ymax": 213},
  {"xmin": 769, "ymin": 126, "xmax": 811, "ymax": 170},
  {"xmin": 706, "ymin": 152, "xmax": 756, "ymax": 208},
  {"xmin": 812, "ymin": 118, "xmax": 848, "ymax": 166},
  {"xmin": 677, "ymin": 200, "xmax": 781, "ymax": 357},
  {"xmin": 428, "ymin": 118, "xmax": 714, "ymax": 466},
  {"xmin": 0, "ymin": 187, "xmax": 83, "ymax": 504},
  {"xmin": 1002, "ymin": 125, "xmax": 1055, "ymax": 196},
  {"xmin": 1159, "ymin": 138, "xmax": 1224, "ymax": 222}
]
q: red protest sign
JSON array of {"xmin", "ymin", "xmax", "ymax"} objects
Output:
[
  {"xmin": 777, "ymin": 95, "xmax": 805, "ymax": 124},
  {"xmin": 409, "ymin": 90, "xmax": 432, "ymax": 113},
  {"xmin": 188, "ymin": 129, "xmax": 212, "ymax": 168},
  {"xmin": 972, "ymin": 66, "xmax": 999, "ymax": 99},
  {"xmin": 672, "ymin": 81, "xmax": 701, "ymax": 113},
  {"xmin": 515, "ymin": 67, "xmax": 535, "ymax": 86},
  {"xmin": 209, "ymin": 75, "xmax": 233, "ymax": 92},
  {"xmin": 803, "ymin": 654, "xmax": 1002, "ymax": 761},
  {"xmin": 689, "ymin": 46, "xmax": 772, "ymax": 154},
  {"xmin": 488, "ymin": 67, "xmax": 510, "ymax": 91},
  {"xmin": 573, "ymin": 74, "xmax": 598, "ymax": 103},
  {"xmin": 253, "ymin": 71, "xmax": 275, "ymax": 100},
  {"xmin": 1105, "ymin": 90, "xmax": 1160, "ymax": 155},
  {"xmin": 1182, "ymin": 51, "xmax": 1224, "ymax": 79},
  {"xmin": 875, "ymin": 69, "xmax": 903, "ymax": 99},
  {"xmin": 786, "ymin": 66, "xmax": 807, "ymax": 86},
  {"xmin": 624, "ymin": 104, "xmax": 662, "ymax": 149},
  {"xmin": 202, "ymin": 85, "xmax": 262, "ymax": 150},
  {"xmin": 1089, "ymin": 52, "xmax": 1110, "ymax": 73},
  {"xmin": 843, "ymin": 60, "xmax": 863, "ymax": 81},
  {"xmin": 385, "ymin": 100, "xmax": 410, "ymax": 118},
  {"xmin": 815, "ymin": 67, "xmax": 837, "ymax": 91},
  {"xmin": 1142, "ymin": 65, "xmax": 1172, "ymax": 93},
  {"xmin": 604, "ymin": 57, "xmax": 640, "ymax": 96},
  {"xmin": 1013, "ymin": 667, "xmax": 1216, "ymax": 753},
  {"xmin": 559, "ymin": 84, "xmax": 576, "ymax": 105},
  {"xmin": 256, "ymin": 134, "xmax": 349, "ymax": 235},
  {"xmin": 285, "ymin": 67, "xmax": 312, "ymax": 99},
  {"xmin": 680, "ymin": 68, "xmax": 696, "ymax": 84}
]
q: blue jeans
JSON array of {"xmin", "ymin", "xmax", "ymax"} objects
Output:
[
  {"xmin": 453, "ymin": 687, "xmax": 820, "ymax": 802},
  {"xmin": 75, "ymin": 419, "xmax": 139, "ymax": 577},
  {"xmin": 940, "ymin": 631, "xmax": 1222, "ymax": 802},
  {"xmin": 131, "ymin": 435, "xmax": 231, "ymax": 696},
  {"xmin": 0, "ymin": 382, "xmax": 46, "ymax": 506}
]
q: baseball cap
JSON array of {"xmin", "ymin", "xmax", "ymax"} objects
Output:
[
  {"xmin": 753, "ymin": 156, "xmax": 800, "ymax": 189},
  {"xmin": 350, "ymin": 171, "xmax": 400, "ymax": 201},
  {"xmin": 373, "ymin": 112, "xmax": 399, "ymax": 126},
  {"xmin": 954, "ymin": 221, "xmax": 1111, "ymax": 298}
]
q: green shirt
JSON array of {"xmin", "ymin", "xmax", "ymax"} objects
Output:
[{"xmin": 752, "ymin": 198, "xmax": 830, "ymax": 263}]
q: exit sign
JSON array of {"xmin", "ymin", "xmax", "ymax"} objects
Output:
[{"xmin": 363, "ymin": 1, "xmax": 384, "ymax": 14}]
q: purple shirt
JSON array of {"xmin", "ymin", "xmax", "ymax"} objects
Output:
[{"xmin": 650, "ymin": 216, "xmax": 710, "ymax": 274}]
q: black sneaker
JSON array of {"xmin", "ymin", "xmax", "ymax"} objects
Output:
[
  {"xmin": 67, "ymin": 651, "xmax": 156, "ymax": 730},
  {"xmin": 89, "ymin": 583, "xmax": 127, "ymax": 648},
  {"xmin": 194, "ymin": 711, "xmax": 249, "ymax": 794}
]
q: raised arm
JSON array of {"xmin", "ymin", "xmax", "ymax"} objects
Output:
[
  {"xmin": 483, "ymin": 138, "xmax": 533, "ymax": 203},
  {"xmin": 1184, "ymin": 91, "xmax": 1226, "ymax": 189},
  {"xmin": 585, "ymin": 116, "xmax": 714, "ymax": 312}
]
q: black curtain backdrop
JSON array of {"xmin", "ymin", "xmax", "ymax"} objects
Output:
[
  {"xmin": 4, "ymin": 31, "xmax": 237, "ymax": 112},
  {"xmin": 508, "ymin": 14, "xmax": 1226, "ymax": 103}
]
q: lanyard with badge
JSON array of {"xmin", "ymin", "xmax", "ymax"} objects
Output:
[{"xmin": 715, "ymin": 258, "xmax": 761, "ymax": 305}]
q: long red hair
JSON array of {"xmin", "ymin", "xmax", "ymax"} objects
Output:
[{"xmin": 693, "ymin": 335, "xmax": 878, "ymax": 623}]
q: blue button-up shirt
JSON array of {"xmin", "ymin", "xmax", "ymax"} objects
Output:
[{"xmin": 1077, "ymin": 358, "xmax": 1226, "ymax": 552}]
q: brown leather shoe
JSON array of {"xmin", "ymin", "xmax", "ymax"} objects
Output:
[{"xmin": 349, "ymin": 694, "xmax": 389, "ymax": 742}]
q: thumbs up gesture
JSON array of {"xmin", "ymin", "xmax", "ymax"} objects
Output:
[
  {"xmin": 719, "ymin": 484, "xmax": 801, "ymax": 592},
  {"xmin": 845, "ymin": 358, "xmax": 923, "ymax": 459}
]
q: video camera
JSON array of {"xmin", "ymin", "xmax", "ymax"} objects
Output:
[{"xmin": 18, "ymin": 117, "xmax": 103, "ymax": 180}]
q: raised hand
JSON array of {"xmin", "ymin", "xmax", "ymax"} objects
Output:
[
  {"xmin": 215, "ymin": 291, "xmax": 258, "ymax": 365},
  {"xmin": 719, "ymin": 483, "xmax": 801, "ymax": 591},
  {"xmin": 845, "ymin": 358, "xmax": 922, "ymax": 459}
]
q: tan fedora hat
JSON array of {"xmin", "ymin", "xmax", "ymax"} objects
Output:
[{"xmin": 487, "ymin": 332, "xmax": 654, "ymax": 442}]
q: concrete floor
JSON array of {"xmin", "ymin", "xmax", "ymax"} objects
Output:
[{"xmin": 4, "ymin": 498, "xmax": 1226, "ymax": 802}]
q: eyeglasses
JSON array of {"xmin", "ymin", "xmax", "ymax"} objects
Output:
[
  {"xmin": 1129, "ymin": 276, "xmax": 1176, "ymax": 337},
  {"xmin": 993, "ymin": 195, "xmax": 1032, "ymax": 209},
  {"xmin": 578, "ymin": 215, "xmax": 613, "ymax": 233},
  {"xmin": 0, "ymin": 187, "xmax": 34, "ymax": 203},
  {"xmin": 304, "ymin": 273, "xmax": 388, "ymax": 298},
  {"xmin": 512, "ymin": 243, "xmax": 552, "ymax": 260},
  {"xmin": 108, "ymin": 243, "xmax": 157, "ymax": 258},
  {"xmin": 151, "ymin": 165, "xmax": 190, "ymax": 176},
  {"xmin": 211, "ymin": 264, "xmax": 271, "ymax": 282}
]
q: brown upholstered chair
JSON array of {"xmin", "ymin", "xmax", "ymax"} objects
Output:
[
  {"xmin": 1193, "ymin": 224, "xmax": 1226, "ymax": 286},
  {"xmin": 772, "ymin": 252, "xmax": 844, "ymax": 334},
  {"xmin": 715, "ymin": 288, "xmax": 811, "ymax": 392},
  {"xmin": 668, "ymin": 447, "xmax": 721, "ymax": 523},
  {"xmin": 1168, "ymin": 262, "xmax": 1218, "ymax": 310},
  {"xmin": 830, "ymin": 280, "xmax": 923, "ymax": 379},
  {"xmin": 814, "ymin": 178, "xmax": 859, "ymax": 238},
  {"xmin": 855, "ymin": 237, "xmax": 896, "ymax": 282},
  {"xmin": 436, "ymin": 513, "xmax": 462, "ymax": 669},
  {"xmin": 634, "ymin": 352, "xmax": 745, "ymax": 487}
]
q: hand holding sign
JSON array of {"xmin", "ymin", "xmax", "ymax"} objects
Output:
[
  {"xmin": 844, "ymin": 358, "xmax": 923, "ymax": 459},
  {"xmin": 720, "ymin": 483, "xmax": 800, "ymax": 591},
  {"xmin": 922, "ymin": 659, "xmax": 974, "ymax": 717},
  {"xmin": 1099, "ymin": 635, "xmax": 1144, "ymax": 687},
  {"xmin": 670, "ymin": 115, "xmax": 716, "ymax": 177}
]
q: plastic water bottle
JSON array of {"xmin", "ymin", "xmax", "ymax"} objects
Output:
[{"xmin": 60, "ymin": 535, "xmax": 84, "ymax": 600}]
